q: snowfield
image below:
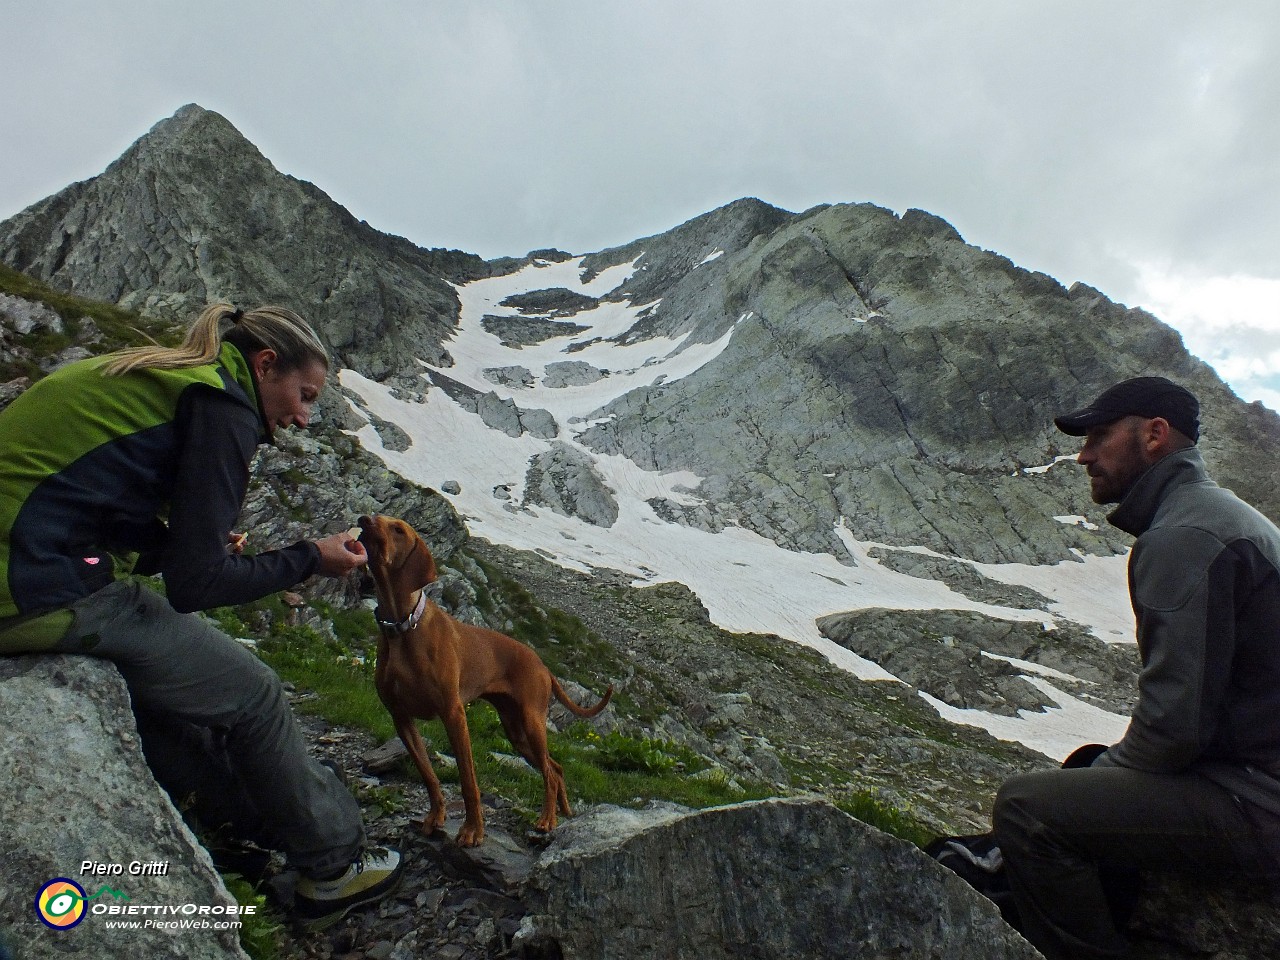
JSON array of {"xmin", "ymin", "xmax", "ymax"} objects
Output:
[{"xmin": 340, "ymin": 256, "xmax": 1135, "ymax": 760}]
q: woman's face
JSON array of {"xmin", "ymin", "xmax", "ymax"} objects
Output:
[{"xmin": 253, "ymin": 351, "xmax": 327, "ymax": 433}]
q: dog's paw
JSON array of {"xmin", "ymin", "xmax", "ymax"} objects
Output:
[
  {"xmin": 419, "ymin": 815, "xmax": 447, "ymax": 837},
  {"xmin": 456, "ymin": 823, "xmax": 485, "ymax": 848}
]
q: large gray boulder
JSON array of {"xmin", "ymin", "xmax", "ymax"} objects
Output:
[
  {"xmin": 519, "ymin": 798, "xmax": 1043, "ymax": 959},
  {"xmin": 522, "ymin": 440, "xmax": 621, "ymax": 527},
  {"xmin": 0, "ymin": 655, "xmax": 249, "ymax": 959}
]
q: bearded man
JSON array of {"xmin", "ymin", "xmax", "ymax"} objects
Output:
[{"xmin": 993, "ymin": 376, "xmax": 1280, "ymax": 960}]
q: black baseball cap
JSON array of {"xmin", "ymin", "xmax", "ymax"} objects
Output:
[{"xmin": 1054, "ymin": 376, "xmax": 1200, "ymax": 442}]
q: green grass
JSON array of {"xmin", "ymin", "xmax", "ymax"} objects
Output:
[
  {"xmin": 835, "ymin": 792, "xmax": 934, "ymax": 849},
  {"xmin": 219, "ymin": 873, "xmax": 285, "ymax": 960}
]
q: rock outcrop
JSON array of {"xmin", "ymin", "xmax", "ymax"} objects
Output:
[
  {"xmin": 0, "ymin": 655, "xmax": 249, "ymax": 960},
  {"xmin": 236, "ymin": 424, "xmax": 468, "ymax": 615},
  {"xmin": 819, "ymin": 607, "xmax": 1141, "ymax": 718},
  {"xmin": 522, "ymin": 441, "xmax": 620, "ymax": 527},
  {"xmin": 519, "ymin": 798, "xmax": 1042, "ymax": 959}
]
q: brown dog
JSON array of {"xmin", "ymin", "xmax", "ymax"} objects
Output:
[{"xmin": 357, "ymin": 514, "xmax": 612, "ymax": 847}]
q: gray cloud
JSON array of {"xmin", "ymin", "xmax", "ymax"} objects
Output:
[{"xmin": 3, "ymin": 1, "xmax": 1277, "ymax": 402}]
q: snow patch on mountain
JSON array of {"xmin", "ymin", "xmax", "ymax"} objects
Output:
[
  {"xmin": 871, "ymin": 541, "xmax": 1134, "ymax": 645},
  {"xmin": 440, "ymin": 256, "xmax": 733, "ymax": 428},
  {"xmin": 340, "ymin": 255, "xmax": 1137, "ymax": 760},
  {"xmin": 922, "ymin": 677, "xmax": 1132, "ymax": 760}
]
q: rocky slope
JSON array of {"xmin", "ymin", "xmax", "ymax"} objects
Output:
[
  {"xmin": 5, "ymin": 100, "xmax": 1280, "ymax": 748},
  {"xmin": 0, "ymin": 280, "xmax": 1037, "ymax": 831}
]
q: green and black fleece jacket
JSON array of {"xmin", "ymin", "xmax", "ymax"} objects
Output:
[
  {"xmin": 0, "ymin": 342, "xmax": 319, "ymax": 650},
  {"xmin": 1095, "ymin": 447, "xmax": 1280, "ymax": 815}
]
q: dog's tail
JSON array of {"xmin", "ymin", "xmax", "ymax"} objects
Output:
[{"xmin": 551, "ymin": 677, "xmax": 614, "ymax": 718}]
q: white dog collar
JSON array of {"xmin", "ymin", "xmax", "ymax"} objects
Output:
[{"xmin": 376, "ymin": 585, "xmax": 431, "ymax": 634}]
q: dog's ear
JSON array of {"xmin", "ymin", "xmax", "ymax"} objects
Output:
[{"xmin": 405, "ymin": 535, "xmax": 438, "ymax": 588}]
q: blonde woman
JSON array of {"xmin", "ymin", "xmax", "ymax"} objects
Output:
[{"xmin": 0, "ymin": 303, "xmax": 402, "ymax": 927}]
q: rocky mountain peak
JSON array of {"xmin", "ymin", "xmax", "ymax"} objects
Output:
[
  {"xmin": 4, "ymin": 105, "xmax": 1280, "ymax": 959},
  {"xmin": 123, "ymin": 102, "xmax": 261, "ymax": 162},
  {"xmin": 0, "ymin": 105, "xmax": 486, "ymax": 378}
]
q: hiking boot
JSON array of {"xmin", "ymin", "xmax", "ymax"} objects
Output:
[{"xmin": 293, "ymin": 846, "xmax": 404, "ymax": 930}]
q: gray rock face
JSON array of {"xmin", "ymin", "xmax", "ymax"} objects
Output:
[
  {"xmin": 481, "ymin": 314, "xmax": 589, "ymax": 347},
  {"xmin": 543, "ymin": 360, "xmax": 606, "ymax": 388},
  {"xmin": 483, "ymin": 364, "xmax": 535, "ymax": 388},
  {"xmin": 522, "ymin": 441, "xmax": 620, "ymax": 527},
  {"xmin": 0, "ymin": 292, "xmax": 63, "ymax": 336},
  {"xmin": 499, "ymin": 287, "xmax": 600, "ymax": 316},
  {"xmin": 0, "ymin": 291, "xmax": 90, "ymax": 378},
  {"xmin": 820, "ymin": 607, "xmax": 1140, "ymax": 718},
  {"xmin": 521, "ymin": 798, "xmax": 1042, "ymax": 959},
  {"xmin": 0, "ymin": 377, "xmax": 28, "ymax": 411},
  {"xmin": 0, "ymin": 656, "xmax": 249, "ymax": 960},
  {"xmin": 428, "ymin": 371, "xmax": 559, "ymax": 440},
  {"xmin": 575, "ymin": 201, "xmax": 1280, "ymax": 564}
]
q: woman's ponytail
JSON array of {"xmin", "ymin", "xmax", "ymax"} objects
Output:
[{"xmin": 101, "ymin": 303, "xmax": 328, "ymax": 376}]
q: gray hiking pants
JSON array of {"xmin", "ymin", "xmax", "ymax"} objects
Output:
[
  {"xmin": 58, "ymin": 580, "xmax": 364, "ymax": 876},
  {"xmin": 993, "ymin": 764, "xmax": 1280, "ymax": 960}
]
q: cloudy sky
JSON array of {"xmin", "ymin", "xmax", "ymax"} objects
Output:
[{"xmin": 5, "ymin": 2, "xmax": 1278, "ymax": 409}]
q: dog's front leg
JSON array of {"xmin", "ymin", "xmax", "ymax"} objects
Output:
[
  {"xmin": 440, "ymin": 700, "xmax": 485, "ymax": 847},
  {"xmin": 395, "ymin": 716, "xmax": 448, "ymax": 836}
]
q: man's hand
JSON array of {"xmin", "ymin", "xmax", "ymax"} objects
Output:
[{"xmin": 314, "ymin": 530, "xmax": 368, "ymax": 577}]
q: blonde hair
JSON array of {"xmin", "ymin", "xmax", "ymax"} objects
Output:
[{"xmin": 102, "ymin": 303, "xmax": 329, "ymax": 376}]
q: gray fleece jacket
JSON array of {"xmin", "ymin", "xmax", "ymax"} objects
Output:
[{"xmin": 1094, "ymin": 447, "xmax": 1280, "ymax": 814}]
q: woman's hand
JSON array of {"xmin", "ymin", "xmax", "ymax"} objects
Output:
[{"xmin": 314, "ymin": 530, "xmax": 368, "ymax": 577}]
